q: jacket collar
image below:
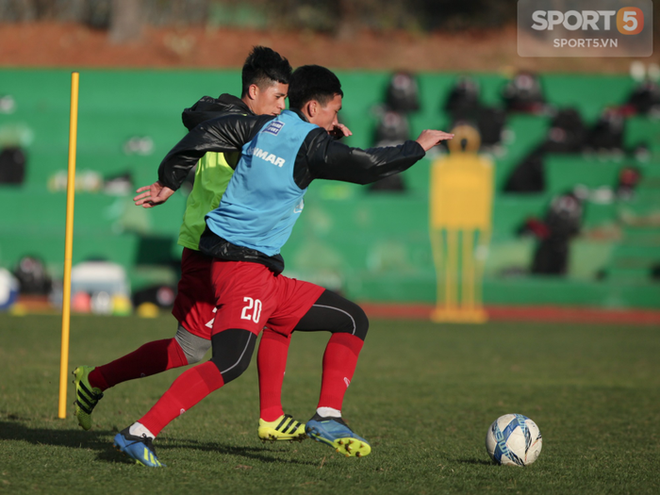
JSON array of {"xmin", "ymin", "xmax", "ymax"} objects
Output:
[
  {"xmin": 216, "ymin": 94, "xmax": 252, "ymax": 114},
  {"xmin": 289, "ymin": 108, "xmax": 309, "ymax": 123}
]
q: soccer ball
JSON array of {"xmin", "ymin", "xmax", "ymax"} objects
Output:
[
  {"xmin": 0, "ymin": 268, "xmax": 19, "ymax": 310},
  {"xmin": 485, "ymin": 414, "xmax": 542, "ymax": 466}
]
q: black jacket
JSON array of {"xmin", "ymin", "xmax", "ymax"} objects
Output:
[
  {"xmin": 157, "ymin": 109, "xmax": 426, "ymax": 272},
  {"xmin": 181, "ymin": 94, "xmax": 252, "ymax": 131},
  {"xmin": 159, "ymin": 109, "xmax": 425, "ymax": 192},
  {"xmin": 179, "ymin": 93, "xmax": 248, "ymax": 169}
]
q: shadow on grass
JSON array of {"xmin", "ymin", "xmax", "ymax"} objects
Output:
[
  {"xmin": 455, "ymin": 458, "xmax": 495, "ymax": 466},
  {"xmin": 166, "ymin": 438, "xmax": 319, "ymax": 466},
  {"xmin": 0, "ymin": 417, "xmax": 318, "ymax": 466},
  {"xmin": 0, "ymin": 418, "xmax": 113, "ymax": 449}
]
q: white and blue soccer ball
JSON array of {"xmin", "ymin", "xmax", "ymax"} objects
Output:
[
  {"xmin": 0, "ymin": 268, "xmax": 19, "ymax": 311},
  {"xmin": 485, "ymin": 414, "xmax": 542, "ymax": 466}
]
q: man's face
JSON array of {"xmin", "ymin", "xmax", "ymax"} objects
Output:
[
  {"xmin": 251, "ymin": 82, "xmax": 288, "ymax": 116},
  {"xmin": 309, "ymin": 94, "xmax": 342, "ymax": 132}
]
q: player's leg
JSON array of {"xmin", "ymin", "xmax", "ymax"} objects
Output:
[
  {"xmin": 74, "ymin": 328, "xmax": 210, "ymax": 431},
  {"xmin": 257, "ymin": 328, "xmax": 289, "ymax": 422},
  {"xmin": 73, "ymin": 333, "xmax": 193, "ymax": 430},
  {"xmin": 74, "ymin": 248, "xmax": 215, "ymax": 431},
  {"xmin": 256, "ymin": 279, "xmax": 326, "ymax": 442},
  {"xmin": 114, "ymin": 327, "xmax": 257, "ymax": 467},
  {"xmin": 135, "ymin": 328, "xmax": 258, "ymax": 437},
  {"xmin": 256, "ymin": 327, "xmax": 306, "ymax": 441},
  {"xmin": 296, "ymin": 290, "xmax": 369, "ymax": 414},
  {"xmin": 85, "ymin": 332, "xmax": 192, "ymax": 392},
  {"xmin": 114, "ymin": 260, "xmax": 272, "ymax": 466},
  {"xmin": 175, "ymin": 248, "xmax": 305, "ymax": 441},
  {"xmin": 294, "ymin": 289, "xmax": 371, "ymax": 457}
]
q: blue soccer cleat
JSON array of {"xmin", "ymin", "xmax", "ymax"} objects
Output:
[
  {"xmin": 305, "ymin": 414, "xmax": 371, "ymax": 457},
  {"xmin": 113, "ymin": 428, "xmax": 165, "ymax": 467}
]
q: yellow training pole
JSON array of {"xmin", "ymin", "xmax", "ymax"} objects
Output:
[{"xmin": 58, "ymin": 72, "xmax": 79, "ymax": 419}]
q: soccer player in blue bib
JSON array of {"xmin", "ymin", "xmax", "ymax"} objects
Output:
[
  {"xmin": 116, "ymin": 65, "xmax": 453, "ymax": 466},
  {"xmin": 73, "ymin": 47, "xmax": 310, "ymax": 442}
]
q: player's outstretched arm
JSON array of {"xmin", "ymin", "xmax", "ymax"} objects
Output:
[
  {"xmin": 307, "ymin": 126, "xmax": 447, "ymax": 187},
  {"xmin": 158, "ymin": 113, "xmax": 271, "ymax": 191},
  {"xmin": 134, "ymin": 181, "xmax": 176, "ymax": 208},
  {"xmin": 415, "ymin": 130, "xmax": 454, "ymax": 151}
]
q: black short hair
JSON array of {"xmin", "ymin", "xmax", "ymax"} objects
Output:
[
  {"xmin": 241, "ymin": 46, "xmax": 292, "ymax": 97},
  {"xmin": 287, "ymin": 65, "xmax": 343, "ymax": 110}
]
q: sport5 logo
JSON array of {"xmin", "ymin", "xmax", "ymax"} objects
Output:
[
  {"xmin": 617, "ymin": 7, "xmax": 643, "ymax": 35},
  {"xmin": 531, "ymin": 8, "xmax": 644, "ymax": 34}
]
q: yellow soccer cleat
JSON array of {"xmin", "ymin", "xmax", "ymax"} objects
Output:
[
  {"xmin": 258, "ymin": 414, "xmax": 307, "ymax": 442},
  {"xmin": 72, "ymin": 365, "xmax": 103, "ymax": 430}
]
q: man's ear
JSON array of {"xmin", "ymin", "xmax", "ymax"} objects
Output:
[
  {"xmin": 247, "ymin": 84, "xmax": 259, "ymax": 101},
  {"xmin": 306, "ymin": 100, "xmax": 318, "ymax": 117}
]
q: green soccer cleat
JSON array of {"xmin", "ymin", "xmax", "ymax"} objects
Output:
[
  {"xmin": 258, "ymin": 414, "xmax": 307, "ymax": 442},
  {"xmin": 114, "ymin": 428, "xmax": 165, "ymax": 467},
  {"xmin": 305, "ymin": 414, "xmax": 371, "ymax": 457},
  {"xmin": 72, "ymin": 365, "xmax": 103, "ymax": 431}
]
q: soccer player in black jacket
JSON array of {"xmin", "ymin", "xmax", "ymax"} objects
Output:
[
  {"xmin": 73, "ymin": 47, "xmax": 312, "ymax": 442},
  {"xmin": 115, "ymin": 65, "xmax": 453, "ymax": 466}
]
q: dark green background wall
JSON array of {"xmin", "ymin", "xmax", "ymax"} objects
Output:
[{"xmin": 1, "ymin": 69, "xmax": 659, "ymax": 308}]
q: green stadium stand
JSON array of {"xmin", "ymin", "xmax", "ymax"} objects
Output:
[
  {"xmin": 1, "ymin": 68, "xmax": 658, "ymax": 309},
  {"xmin": 542, "ymin": 74, "xmax": 634, "ymax": 122},
  {"xmin": 624, "ymin": 115, "xmax": 660, "ymax": 152}
]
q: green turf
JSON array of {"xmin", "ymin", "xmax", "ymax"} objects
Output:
[{"xmin": 1, "ymin": 313, "xmax": 659, "ymax": 494}]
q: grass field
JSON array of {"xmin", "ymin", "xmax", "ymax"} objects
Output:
[{"xmin": 1, "ymin": 313, "xmax": 659, "ymax": 494}]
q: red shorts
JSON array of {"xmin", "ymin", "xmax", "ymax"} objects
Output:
[
  {"xmin": 172, "ymin": 249, "xmax": 325, "ymax": 339},
  {"xmin": 209, "ymin": 260, "xmax": 325, "ymax": 337},
  {"xmin": 171, "ymin": 248, "xmax": 218, "ymax": 340}
]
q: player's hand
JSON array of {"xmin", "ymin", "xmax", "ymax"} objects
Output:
[
  {"xmin": 415, "ymin": 130, "xmax": 454, "ymax": 151},
  {"xmin": 328, "ymin": 123, "xmax": 353, "ymax": 140},
  {"xmin": 133, "ymin": 181, "xmax": 176, "ymax": 208}
]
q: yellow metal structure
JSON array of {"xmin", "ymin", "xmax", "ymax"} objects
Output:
[
  {"xmin": 429, "ymin": 125, "xmax": 493, "ymax": 323},
  {"xmin": 59, "ymin": 72, "xmax": 79, "ymax": 419}
]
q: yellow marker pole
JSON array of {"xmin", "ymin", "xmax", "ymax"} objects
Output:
[{"xmin": 58, "ymin": 72, "xmax": 79, "ymax": 419}]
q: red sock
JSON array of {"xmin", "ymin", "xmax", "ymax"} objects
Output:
[
  {"xmin": 89, "ymin": 338, "xmax": 188, "ymax": 391},
  {"xmin": 257, "ymin": 330, "xmax": 291, "ymax": 422},
  {"xmin": 318, "ymin": 333, "xmax": 364, "ymax": 411},
  {"xmin": 139, "ymin": 361, "xmax": 224, "ymax": 437}
]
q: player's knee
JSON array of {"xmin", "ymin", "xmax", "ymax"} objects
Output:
[
  {"xmin": 218, "ymin": 354, "xmax": 252, "ymax": 383},
  {"xmin": 209, "ymin": 329, "xmax": 257, "ymax": 384},
  {"xmin": 316, "ymin": 290, "xmax": 370, "ymax": 341},
  {"xmin": 175, "ymin": 325, "xmax": 211, "ymax": 364},
  {"xmin": 331, "ymin": 299, "xmax": 369, "ymax": 341},
  {"xmin": 182, "ymin": 345, "xmax": 208, "ymax": 365},
  {"xmin": 352, "ymin": 305, "xmax": 369, "ymax": 341}
]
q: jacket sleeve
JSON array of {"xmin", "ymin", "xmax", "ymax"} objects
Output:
[
  {"xmin": 158, "ymin": 114, "xmax": 273, "ymax": 190},
  {"xmin": 301, "ymin": 128, "xmax": 426, "ymax": 186}
]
